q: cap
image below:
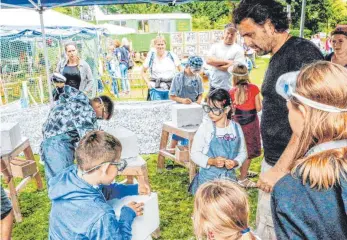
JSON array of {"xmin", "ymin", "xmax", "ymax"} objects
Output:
[
  {"xmin": 51, "ymin": 72, "xmax": 66, "ymax": 83},
  {"xmin": 188, "ymin": 56, "xmax": 203, "ymax": 70}
]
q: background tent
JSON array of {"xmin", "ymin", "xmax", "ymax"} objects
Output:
[
  {"xmin": 97, "ymin": 23, "xmax": 136, "ymax": 35},
  {"xmin": 0, "ymin": 8, "xmax": 97, "ymax": 29}
]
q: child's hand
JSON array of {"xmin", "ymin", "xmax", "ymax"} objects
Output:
[
  {"xmin": 208, "ymin": 157, "xmax": 225, "ymax": 168},
  {"xmin": 127, "ymin": 202, "xmax": 144, "ymax": 216},
  {"xmin": 225, "ymin": 160, "xmax": 237, "ymax": 169},
  {"xmin": 139, "ymin": 185, "xmax": 151, "ymax": 195},
  {"xmin": 182, "ymin": 98, "xmax": 192, "ymax": 104}
]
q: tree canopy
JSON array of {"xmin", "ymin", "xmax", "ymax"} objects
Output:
[{"xmin": 56, "ymin": 0, "xmax": 347, "ymax": 34}]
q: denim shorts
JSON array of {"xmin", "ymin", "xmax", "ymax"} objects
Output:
[{"xmin": 1, "ymin": 185, "xmax": 12, "ymax": 220}]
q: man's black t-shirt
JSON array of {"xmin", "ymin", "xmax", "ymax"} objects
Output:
[{"xmin": 261, "ymin": 37, "xmax": 323, "ymax": 166}]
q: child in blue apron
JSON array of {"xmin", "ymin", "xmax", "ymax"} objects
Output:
[{"xmin": 190, "ymin": 88, "xmax": 248, "ymax": 194}]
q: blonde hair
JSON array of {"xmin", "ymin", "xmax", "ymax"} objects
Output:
[
  {"xmin": 193, "ymin": 180, "xmax": 255, "ymax": 240},
  {"xmin": 291, "ymin": 61, "xmax": 347, "ymax": 190},
  {"xmin": 153, "ymin": 35, "xmax": 166, "ymax": 45},
  {"xmin": 114, "ymin": 39, "xmax": 121, "ymax": 48},
  {"xmin": 232, "ymin": 64, "xmax": 250, "ymax": 105}
]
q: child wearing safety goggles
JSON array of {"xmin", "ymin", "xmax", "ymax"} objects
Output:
[
  {"xmin": 189, "ymin": 88, "xmax": 248, "ymax": 195},
  {"xmin": 271, "ymin": 61, "xmax": 347, "ymax": 239},
  {"xmin": 168, "ymin": 56, "xmax": 205, "ymax": 152},
  {"xmin": 229, "ymin": 63, "xmax": 262, "ymax": 189},
  {"xmin": 48, "ymin": 130, "xmax": 144, "ymax": 239}
]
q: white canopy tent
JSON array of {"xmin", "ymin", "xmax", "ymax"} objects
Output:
[{"xmin": 0, "ymin": 8, "xmax": 96, "ymax": 29}]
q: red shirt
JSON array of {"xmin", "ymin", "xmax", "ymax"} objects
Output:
[{"xmin": 229, "ymin": 84, "xmax": 260, "ymax": 111}]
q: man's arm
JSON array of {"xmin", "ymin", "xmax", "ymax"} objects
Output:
[
  {"xmin": 206, "ymin": 57, "xmax": 231, "ymax": 67},
  {"xmin": 257, "ymin": 134, "xmax": 299, "ymax": 192},
  {"xmin": 215, "ymin": 61, "xmax": 234, "ymax": 72}
]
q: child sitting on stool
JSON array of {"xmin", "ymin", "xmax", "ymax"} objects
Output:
[{"xmin": 48, "ymin": 130, "xmax": 145, "ymax": 239}]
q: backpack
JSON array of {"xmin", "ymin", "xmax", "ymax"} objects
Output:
[{"xmin": 148, "ymin": 51, "xmax": 175, "ymax": 75}]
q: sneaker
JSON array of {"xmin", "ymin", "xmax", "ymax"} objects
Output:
[{"xmin": 238, "ymin": 178, "xmax": 257, "ymax": 188}]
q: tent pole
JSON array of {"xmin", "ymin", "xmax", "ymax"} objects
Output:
[
  {"xmin": 39, "ymin": 8, "xmax": 53, "ymax": 105},
  {"xmin": 299, "ymin": 0, "xmax": 306, "ymax": 38}
]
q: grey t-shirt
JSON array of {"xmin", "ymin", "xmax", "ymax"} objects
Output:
[
  {"xmin": 261, "ymin": 37, "xmax": 323, "ymax": 166},
  {"xmin": 169, "ymin": 71, "xmax": 203, "ymax": 102}
]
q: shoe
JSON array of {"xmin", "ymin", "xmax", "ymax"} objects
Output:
[
  {"xmin": 238, "ymin": 178, "xmax": 257, "ymax": 188},
  {"xmin": 247, "ymin": 171, "xmax": 258, "ymax": 178}
]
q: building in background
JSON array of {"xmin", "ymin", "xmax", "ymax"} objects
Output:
[{"xmin": 94, "ymin": 6, "xmax": 192, "ymax": 34}]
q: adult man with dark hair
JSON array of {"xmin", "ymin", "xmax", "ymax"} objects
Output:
[
  {"xmin": 233, "ymin": 0, "xmax": 323, "ymax": 238},
  {"xmin": 206, "ymin": 23, "xmax": 246, "ymax": 91},
  {"xmin": 41, "ymin": 82, "xmax": 114, "ymax": 186}
]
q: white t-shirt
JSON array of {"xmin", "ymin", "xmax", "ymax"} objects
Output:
[
  {"xmin": 143, "ymin": 51, "xmax": 180, "ymax": 80},
  {"xmin": 208, "ymin": 42, "xmax": 246, "ymax": 90}
]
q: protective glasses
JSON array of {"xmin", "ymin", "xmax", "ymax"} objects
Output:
[
  {"xmin": 276, "ymin": 71, "xmax": 347, "ymax": 113},
  {"xmin": 202, "ymin": 104, "xmax": 226, "ymax": 116},
  {"xmin": 80, "ymin": 159, "xmax": 128, "ymax": 176},
  {"xmin": 97, "ymin": 97, "xmax": 107, "ymax": 120}
]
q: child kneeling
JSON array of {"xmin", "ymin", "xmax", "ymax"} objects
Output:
[
  {"xmin": 48, "ymin": 130, "xmax": 144, "ymax": 239},
  {"xmin": 190, "ymin": 89, "xmax": 247, "ymax": 194}
]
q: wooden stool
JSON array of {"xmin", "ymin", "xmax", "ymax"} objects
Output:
[
  {"xmin": 1, "ymin": 138, "xmax": 43, "ymax": 222},
  {"xmin": 119, "ymin": 156, "xmax": 151, "ymax": 196},
  {"xmin": 157, "ymin": 121, "xmax": 199, "ymax": 182}
]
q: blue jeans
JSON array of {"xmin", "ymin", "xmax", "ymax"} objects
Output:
[
  {"xmin": 111, "ymin": 78, "xmax": 120, "ymax": 97},
  {"xmin": 40, "ymin": 134, "xmax": 76, "ymax": 187},
  {"xmin": 119, "ymin": 63, "xmax": 130, "ymax": 92}
]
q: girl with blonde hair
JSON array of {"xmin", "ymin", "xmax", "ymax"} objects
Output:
[
  {"xmin": 272, "ymin": 61, "xmax": 347, "ymax": 239},
  {"xmin": 193, "ymin": 180, "xmax": 259, "ymax": 240},
  {"xmin": 229, "ymin": 64, "xmax": 262, "ymax": 188}
]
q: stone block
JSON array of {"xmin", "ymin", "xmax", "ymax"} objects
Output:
[
  {"xmin": 0, "ymin": 122, "xmax": 22, "ymax": 153},
  {"xmin": 172, "ymin": 103, "xmax": 203, "ymax": 127},
  {"xmin": 103, "ymin": 126, "xmax": 139, "ymax": 159},
  {"xmin": 109, "ymin": 192, "xmax": 160, "ymax": 240}
]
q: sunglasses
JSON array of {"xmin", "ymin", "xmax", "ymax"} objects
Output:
[
  {"xmin": 80, "ymin": 159, "xmax": 128, "ymax": 175},
  {"xmin": 202, "ymin": 104, "xmax": 227, "ymax": 116}
]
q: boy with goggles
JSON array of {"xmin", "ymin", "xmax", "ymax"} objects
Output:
[{"xmin": 48, "ymin": 130, "xmax": 144, "ymax": 239}]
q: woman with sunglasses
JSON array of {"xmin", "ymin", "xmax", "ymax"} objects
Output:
[
  {"xmin": 190, "ymin": 89, "xmax": 248, "ymax": 195},
  {"xmin": 48, "ymin": 130, "xmax": 144, "ymax": 239}
]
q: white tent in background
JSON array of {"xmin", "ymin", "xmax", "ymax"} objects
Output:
[
  {"xmin": 97, "ymin": 23, "xmax": 136, "ymax": 35},
  {"xmin": 0, "ymin": 8, "xmax": 96, "ymax": 29}
]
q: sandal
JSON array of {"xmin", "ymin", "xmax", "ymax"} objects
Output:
[
  {"xmin": 238, "ymin": 178, "xmax": 257, "ymax": 188},
  {"xmin": 247, "ymin": 171, "xmax": 259, "ymax": 178}
]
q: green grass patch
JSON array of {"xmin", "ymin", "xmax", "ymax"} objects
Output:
[{"xmin": 11, "ymin": 154, "xmax": 262, "ymax": 240}]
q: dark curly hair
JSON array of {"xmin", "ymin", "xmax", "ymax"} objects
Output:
[{"xmin": 233, "ymin": 0, "xmax": 289, "ymax": 33}]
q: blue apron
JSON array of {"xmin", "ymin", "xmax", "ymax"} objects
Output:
[{"xmin": 189, "ymin": 123, "xmax": 240, "ymax": 195}]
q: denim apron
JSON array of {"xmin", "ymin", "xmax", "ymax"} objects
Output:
[{"xmin": 189, "ymin": 123, "xmax": 239, "ymax": 195}]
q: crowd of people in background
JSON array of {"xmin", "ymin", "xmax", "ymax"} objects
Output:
[{"xmin": 1, "ymin": 0, "xmax": 347, "ymax": 239}]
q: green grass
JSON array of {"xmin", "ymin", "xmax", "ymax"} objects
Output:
[
  {"xmin": 10, "ymin": 57, "xmax": 269, "ymax": 239},
  {"xmin": 10, "ymin": 154, "xmax": 262, "ymax": 240}
]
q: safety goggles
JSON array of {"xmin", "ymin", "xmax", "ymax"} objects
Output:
[
  {"xmin": 79, "ymin": 159, "xmax": 127, "ymax": 176},
  {"xmin": 276, "ymin": 71, "xmax": 347, "ymax": 113},
  {"xmin": 96, "ymin": 97, "xmax": 107, "ymax": 120},
  {"xmin": 202, "ymin": 104, "xmax": 227, "ymax": 116}
]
